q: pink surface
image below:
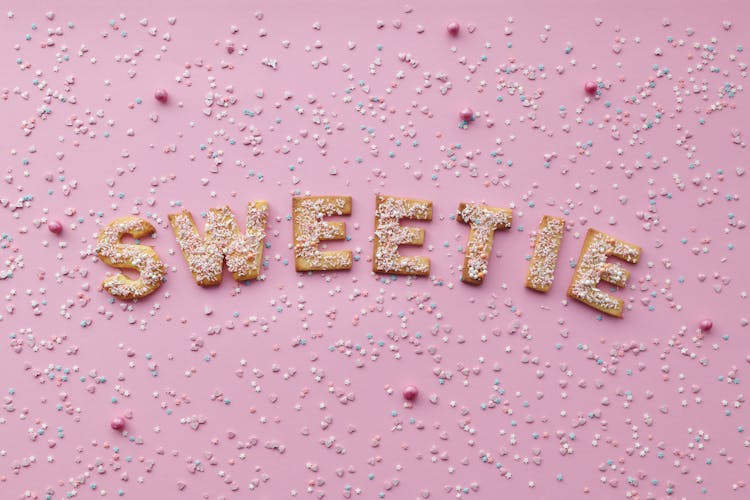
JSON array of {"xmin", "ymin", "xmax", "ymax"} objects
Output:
[{"xmin": 1, "ymin": 1, "xmax": 748, "ymax": 498}]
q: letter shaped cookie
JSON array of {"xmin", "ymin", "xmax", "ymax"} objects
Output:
[
  {"xmin": 525, "ymin": 215, "xmax": 565, "ymax": 292},
  {"xmin": 169, "ymin": 202, "xmax": 268, "ymax": 286},
  {"xmin": 293, "ymin": 196, "xmax": 353, "ymax": 271},
  {"xmin": 95, "ymin": 216, "xmax": 166, "ymax": 300},
  {"xmin": 567, "ymin": 228, "xmax": 641, "ymax": 317},
  {"xmin": 373, "ymin": 195, "xmax": 432, "ymax": 276},
  {"xmin": 456, "ymin": 203, "xmax": 512, "ymax": 285}
]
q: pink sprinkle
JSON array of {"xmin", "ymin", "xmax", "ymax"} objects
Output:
[
  {"xmin": 48, "ymin": 220, "xmax": 63, "ymax": 234},
  {"xmin": 110, "ymin": 416, "xmax": 126, "ymax": 431},
  {"xmin": 584, "ymin": 81, "xmax": 598, "ymax": 94},
  {"xmin": 447, "ymin": 21, "xmax": 460, "ymax": 36},
  {"xmin": 699, "ymin": 319, "xmax": 713, "ymax": 332},
  {"xmin": 402, "ymin": 385, "xmax": 419, "ymax": 401},
  {"xmin": 459, "ymin": 108, "xmax": 474, "ymax": 122},
  {"xmin": 154, "ymin": 88, "xmax": 169, "ymax": 103}
]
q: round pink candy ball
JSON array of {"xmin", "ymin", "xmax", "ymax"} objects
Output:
[
  {"xmin": 110, "ymin": 416, "xmax": 126, "ymax": 431},
  {"xmin": 402, "ymin": 385, "xmax": 419, "ymax": 401},
  {"xmin": 459, "ymin": 108, "xmax": 474, "ymax": 122},
  {"xmin": 447, "ymin": 21, "xmax": 460, "ymax": 36},
  {"xmin": 584, "ymin": 81, "xmax": 598, "ymax": 94},
  {"xmin": 154, "ymin": 88, "xmax": 169, "ymax": 103},
  {"xmin": 48, "ymin": 220, "xmax": 63, "ymax": 235},
  {"xmin": 698, "ymin": 319, "xmax": 713, "ymax": 332}
]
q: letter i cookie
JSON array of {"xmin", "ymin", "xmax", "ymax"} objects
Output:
[{"xmin": 525, "ymin": 215, "xmax": 565, "ymax": 292}]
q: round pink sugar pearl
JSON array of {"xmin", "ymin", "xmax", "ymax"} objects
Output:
[
  {"xmin": 447, "ymin": 21, "xmax": 460, "ymax": 36},
  {"xmin": 584, "ymin": 81, "xmax": 598, "ymax": 94},
  {"xmin": 698, "ymin": 319, "xmax": 713, "ymax": 332},
  {"xmin": 48, "ymin": 220, "xmax": 63, "ymax": 234},
  {"xmin": 402, "ymin": 385, "xmax": 419, "ymax": 401},
  {"xmin": 459, "ymin": 108, "xmax": 474, "ymax": 122},
  {"xmin": 110, "ymin": 416, "xmax": 126, "ymax": 431},
  {"xmin": 154, "ymin": 88, "xmax": 169, "ymax": 103}
]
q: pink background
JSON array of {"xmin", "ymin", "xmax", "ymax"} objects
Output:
[{"xmin": 1, "ymin": 1, "xmax": 748, "ymax": 498}]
